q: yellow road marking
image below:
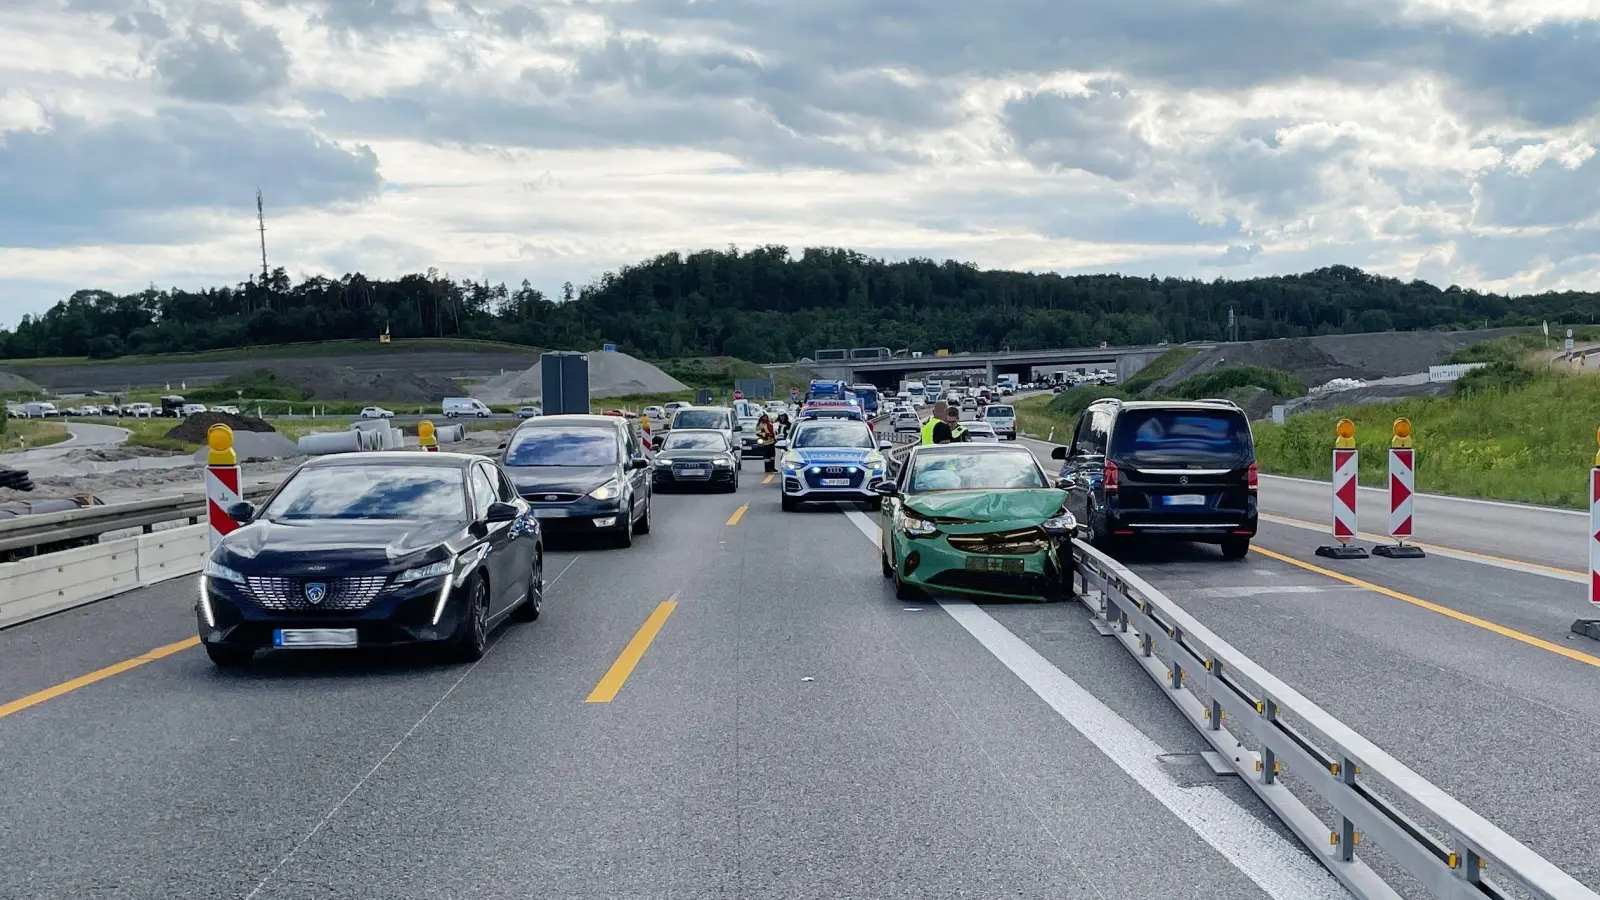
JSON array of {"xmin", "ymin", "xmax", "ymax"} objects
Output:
[
  {"xmin": 761, "ymin": 474, "xmax": 774, "ymax": 485},
  {"xmin": 1259, "ymin": 512, "xmax": 1584, "ymax": 579},
  {"xmin": 586, "ymin": 601, "xmax": 678, "ymax": 703},
  {"xmin": 726, "ymin": 504, "xmax": 749, "ymax": 526},
  {"xmin": 0, "ymin": 636, "xmax": 200, "ymax": 722},
  {"xmin": 1249, "ymin": 546, "xmax": 1600, "ymax": 669}
]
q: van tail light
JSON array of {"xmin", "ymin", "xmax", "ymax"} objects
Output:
[
  {"xmin": 1247, "ymin": 461, "xmax": 1258, "ymax": 491},
  {"xmin": 1104, "ymin": 461, "xmax": 1120, "ymax": 492}
]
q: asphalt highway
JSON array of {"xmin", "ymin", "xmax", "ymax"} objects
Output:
[
  {"xmin": 1014, "ymin": 434, "xmax": 1600, "ymax": 891},
  {"xmin": 0, "ymin": 464, "xmax": 1349, "ymax": 900}
]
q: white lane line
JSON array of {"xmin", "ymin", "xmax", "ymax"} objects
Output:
[
  {"xmin": 242, "ymin": 556, "xmax": 582, "ymax": 899},
  {"xmin": 841, "ymin": 508, "xmax": 1346, "ymax": 900},
  {"xmin": 1259, "ymin": 513, "xmax": 1584, "ymax": 584}
]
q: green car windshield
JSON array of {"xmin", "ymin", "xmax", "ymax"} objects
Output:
[{"xmin": 907, "ymin": 451, "xmax": 1048, "ymax": 493}]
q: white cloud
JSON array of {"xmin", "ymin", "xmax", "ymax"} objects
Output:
[{"xmin": 4, "ymin": 0, "xmax": 1600, "ymax": 325}]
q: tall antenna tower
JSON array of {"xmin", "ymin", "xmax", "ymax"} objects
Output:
[{"xmin": 256, "ymin": 188, "xmax": 270, "ymax": 286}]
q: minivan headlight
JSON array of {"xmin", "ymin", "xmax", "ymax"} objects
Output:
[{"xmin": 589, "ymin": 479, "xmax": 622, "ymax": 501}]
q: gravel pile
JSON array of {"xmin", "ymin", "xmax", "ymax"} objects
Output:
[
  {"xmin": 0, "ymin": 370, "xmax": 45, "ymax": 395},
  {"xmin": 165, "ymin": 411, "xmax": 277, "ymax": 443},
  {"xmin": 264, "ymin": 364, "xmax": 463, "ymax": 403},
  {"xmin": 477, "ymin": 350, "xmax": 689, "ymax": 404}
]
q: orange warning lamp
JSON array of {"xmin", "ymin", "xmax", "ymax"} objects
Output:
[
  {"xmin": 418, "ymin": 420, "xmax": 437, "ymax": 451},
  {"xmin": 206, "ymin": 424, "xmax": 237, "ymax": 466},
  {"xmin": 1391, "ymin": 417, "xmax": 1412, "ymax": 449},
  {"xmin": 1335, "ymin": 418, "xmax": 1355, "ymax": 449}
]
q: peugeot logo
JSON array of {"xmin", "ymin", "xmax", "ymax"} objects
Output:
[
  {"xmin": 1179, "ymin": 476, "xmax": 1189, "ymax": 485},
  {"xmin": 304, "ymin": 582, "xmax": 328, "ymax": 605}
]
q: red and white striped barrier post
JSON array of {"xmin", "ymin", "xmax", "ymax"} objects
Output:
[
  {"xmin": 1374, "ymin": 417, "xmax": 1425, "ymax": 558},
  {"xmin": 1573, "ymin": 430, "xmax": 1600, "ymax": 641},
  {"xmin": 1317, "ymin": 417, "xmax": 1368, "ymax": 559},
  {"xmin": 419, "ymin": 419, "xmax": 438, "ymax": 452},
  {"xmin": 205, "ymin": 424, "xmax": 242, "ymax": 550}
]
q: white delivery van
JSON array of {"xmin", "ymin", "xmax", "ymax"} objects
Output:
[{"xmin": 442, "ymin": 397, "xmax": 494, "ymax": 418}]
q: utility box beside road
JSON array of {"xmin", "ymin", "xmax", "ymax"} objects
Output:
[{"xmin": 541, "ymin": 352, "xmax": 590, "ymax": 415}]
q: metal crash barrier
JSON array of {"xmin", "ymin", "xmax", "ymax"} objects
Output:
[{"xmin": 1070, "ymin": 541, "xmax": 1597, "ymax": 900}]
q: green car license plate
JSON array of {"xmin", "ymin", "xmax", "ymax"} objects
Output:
[{"xmin": 965, "ymin": 555, "xmax": 1024, "ymax": 574}]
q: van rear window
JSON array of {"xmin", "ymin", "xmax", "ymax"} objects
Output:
[{"xmin": 1111, "ymin": 410, "xmax": 1252, "ymax": 468}]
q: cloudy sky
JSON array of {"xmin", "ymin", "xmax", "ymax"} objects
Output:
[{"xmin": 3, "ymin": 0, "xmax": 1600, "ymax": 325}]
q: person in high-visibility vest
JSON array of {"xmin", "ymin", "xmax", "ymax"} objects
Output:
[{"xmin": 920, "ymin": 402, "xmax": 967, "ymax": 444}]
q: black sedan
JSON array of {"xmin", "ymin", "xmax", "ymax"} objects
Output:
[
  {"xmin": 196, "ymin": 452, "xmax": 544, "ymax": 668},
  {"xmin": 652, "ymin": 429, "xmax": 739, "ymax": 491}
]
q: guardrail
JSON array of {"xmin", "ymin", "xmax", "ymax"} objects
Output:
[
  {"xmin": 1071, "ymin": 541, "xmax": 1597, "ymax": 900},
  {"xmin": 0, "ymin": 486, "xmax": 277, "ymax": 557}
]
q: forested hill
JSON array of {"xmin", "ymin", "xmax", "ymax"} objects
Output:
[{"xmin": 3, "ymin": 247, "xmax": 1595, "ymax": 363}]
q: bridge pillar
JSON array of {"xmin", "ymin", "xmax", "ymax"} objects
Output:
[{"xmin": 985, "ymin": 361, "xmax": 997, "ymax": 385}]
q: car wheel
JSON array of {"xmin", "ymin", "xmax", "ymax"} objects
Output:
[
  {"xmin": 204, "ymin": 643, "xmax": 253, "ymax": 668},
  {"xmin": 1221, "ymin": 537, "xmax": 1250, "ymax": 560},
  {"xmin": 634, "ymin": 492, "xmax": 653, "ymax": 534},
  {"xmin": 454, "ymin": 575, "xmax": 490, "ymax": 662},
  {"xmin": 781, "ymin": 494, "xmax": 798, "ymax": 512},
  {"xmin": 613, "ymin": 501, "xmax": 634, "ymax": 548},
  {"xmin": 894, "ymin": 569, "xmax": 921, "ymax": 602},
  {"xmin": 512, "ymin": 551, "xmax": 544, "ymax": 622},
  {"xmin": 881, "ymin": 546, "xmax": 894, "ymax": 578}
]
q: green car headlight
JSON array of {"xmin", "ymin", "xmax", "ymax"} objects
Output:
[
  {"xmin": 901, "ymin": 511, "xmax": 939, "ymax": 537},
  {"xmin": 1042, "ymin": 512, "xmax": 1077, "ymax": 534}
]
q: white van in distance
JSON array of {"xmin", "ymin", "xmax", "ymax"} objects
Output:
[{"xmin": 442, "ymin": 397, "xmax": 494, "ymax": 418}]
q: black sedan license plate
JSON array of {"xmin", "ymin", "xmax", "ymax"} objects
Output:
[{"xmin": 965, "ymin": 556, "xmax": 1024, "ymax": 574}]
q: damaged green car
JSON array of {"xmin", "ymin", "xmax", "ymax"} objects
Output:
[{"xmin": 873, "ymin": 444, "xmax": 1078, "ymax": 602}]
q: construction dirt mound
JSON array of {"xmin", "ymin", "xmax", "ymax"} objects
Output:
[
  {"xmin": 165, "ymin": 411, "xmax": 277, "ymax": 444},
  {"xmin": 0, "ymin": 370, "xmax": 45, "ymax": 395},
  {"xmin": 264, "ymin": 364, "xmax": 463, "ymax": 403},
  {"xmin": 1148, "ymin": 328, "xmax": 1526, "ymax": 395},
  {"xmin": 477, "ymin": 350, "xmax": 689, "ymax": 404}
]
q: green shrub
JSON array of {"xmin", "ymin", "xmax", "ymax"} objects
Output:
[
  {"xmin": 1170, "ymin": 365, "xmax": 1305, "ymax": 399},
  {"xmin": 1121, "ymin": 347, "xmax": 1198, "ymax": 395}
]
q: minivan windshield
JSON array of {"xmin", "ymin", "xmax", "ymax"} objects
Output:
[
  {"xmin": 504, "ymin": 426, "xmax": 619, "ymax": 467},
  {"xmin": 1112, "ymin": 410, "xmax": 1253, "ymax": 468}
]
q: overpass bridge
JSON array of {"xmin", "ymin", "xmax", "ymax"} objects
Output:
[{"xmin": 765, "ymin": 343, "xmax": 1209, "ymax": 387}]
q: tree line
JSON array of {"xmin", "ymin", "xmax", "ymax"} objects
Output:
[{"xmin": 3, "ymin": 246, "xmax": 1596, "ymax": 363}]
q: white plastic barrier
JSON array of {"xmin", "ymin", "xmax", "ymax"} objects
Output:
[
  {"xmin": 1428, "ymin": 363, "xmax": 1488, "ymax": 383},
  {"xmin": 0, "ymin": 523, "xmax": 208, "ymax": 628}
]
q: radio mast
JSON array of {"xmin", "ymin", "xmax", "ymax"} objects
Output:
[{"xmin": 256, "ymin": 189, "xmax": 269, "ymax": 286}]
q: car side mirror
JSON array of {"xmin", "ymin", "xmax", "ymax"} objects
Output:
[
  {"xmin": 630, "ymin": 457, "xmax": 650, "ymax": 470},
  {"xmin": 497, "ymin": 441, "xmax": 508, "ymax": 450},
  {"xmin": 225, "ymin": 501, "xmax": 256, "ymax": 524},
  {"xmin": 878, "ymin": 440, "xmax": 892, "ymax": 450},
  {"xmin": 484, "ymin": 501, "xmax": 520, "ymax": 523},
  {"xmin": 1051, "ymin": 446, "xmax": 1068, "ymax": 459},
  {"xmin": 872, "ymin": 482, "xmax": 899, "ymax": 497},
  {"xmin": 775, "ymin": 440, "xmax": 789, "ymax": 450},
  {"xmin": 733, "ymin": 424, "xmax": 743, "ymax": 432},
  {"xmin": 1055, "ymin": 477, "xmax": 1073, "ymax": 490}
]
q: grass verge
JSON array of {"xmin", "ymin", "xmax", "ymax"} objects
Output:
[
  {"xmin": 0, "ymin": 419, "xmax": 70, "ymax": 452},
  {"xmin": 3, "ymin": 338, "xmax": 541, "ymax": 368},
  {"xmin": 1119, "ymin": 347, "xmax": 1198, "ymax": 395},
  {"xmin": 1252, "ymin": 368, "xmax": 1600, "ymax": 508}
]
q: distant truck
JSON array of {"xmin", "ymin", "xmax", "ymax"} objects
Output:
[
  {"xmin": 805, "ymin": 379, "xmax": 850, "ymax": 403},
  {"xmin": 996, "ymin": 373, "xmax": 1017, "ymax": 389},
  {"xmin": 850, "ymin": 384, "xmax": 881, "ymax": 416},
  {"xmin": 904, "ymin": 380, "xmax": 926, "ymax": 405}
]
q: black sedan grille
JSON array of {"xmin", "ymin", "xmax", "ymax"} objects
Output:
[
  {"xmin": 946, "ymin": 527, "xmax": 1050, "ymax": 555},
  {"xmin": 244, "ymin": 576, "xmax": 389, "ymax": 611},
  {"xmin": 671, "ymin": 462, "xmax": 714, "ymax": 480}
]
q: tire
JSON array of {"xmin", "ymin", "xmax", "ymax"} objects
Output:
[
  {"xmin": 1221, "ymin": 537, "xmax": 1250, "ymax": 560},
  {"xmin": 881, "ymin": 545, "xmax": 894, "ymax": 578},
  {"xmin": 634, "ymin": 492, "xmax": 652, "ymax": 535},
  {"xmin": 781, "ymin": 494, "xmax": 798, "ymax": 512},
  {"xmin": 866, "ymin": 496, "xmax": 882, "ymax": 511},
  {"xmin": 454, "ymin": 575, "xmax": 490, "ymax": 662},
  {"xmin": 204, "ymin": 643, "xmax": 253, "ymax": 668},
  {"xmin": 724, "ymin": 474, "xmax": 739, "ymax": 493},
  {"xmin": 512, "ymin": 552, "xmax": 543, "ymax": 622},
  {"xmin": 613, "ymin": 500, "xmax": 634, "ymax": 548},
  {"xmin": 894, "ymin": 570, "xmax": 920, "ymax": 602}
]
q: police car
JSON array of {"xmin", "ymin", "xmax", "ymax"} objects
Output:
[{"xmin": 776, "ymin": 417, "xmax": 892, "ymax": 511}]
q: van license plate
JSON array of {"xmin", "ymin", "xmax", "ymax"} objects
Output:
[
  {"xmin": 966, "ymin": 556, "xmax": 1024, "ymax": 574},
  {"xmin": 1164, "ymin": 494, "xmax": 1206, "ymax": 506}
]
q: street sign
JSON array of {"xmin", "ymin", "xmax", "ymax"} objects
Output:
[
  {"xmin": 1567, "ymin": 338, "xmax": 1575, "ymax": 351},
  {"xmin": 602, "ymin": 343, "xmax": 617, "ymax": 352},
  {"xmin": 790, "ymin": 387, "xmax": 799, "ymax": 399}
]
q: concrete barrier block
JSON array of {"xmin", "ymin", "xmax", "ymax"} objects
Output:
[
  {"xmin": 0, "ymin": 537, "xmax": 142, "ymax": 628},
  {"xmin": 136, "ymin": 524, "xmax": 208, "ymax": 585}
]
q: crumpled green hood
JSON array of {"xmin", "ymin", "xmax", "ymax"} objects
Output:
[{"xmin": 903, "ymin": 488, "xmax": 1068, "ymax": 526}]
